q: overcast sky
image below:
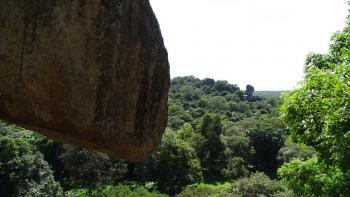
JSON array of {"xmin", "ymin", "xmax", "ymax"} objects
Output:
[{"xmin": 150, "ymin": 0, "xmax": 349, "ymax": 90}]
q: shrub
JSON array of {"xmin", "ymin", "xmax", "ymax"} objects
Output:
[
  {"xmin": 232, "ymin": 172, "xmax": 293, "ymax": 197},
  {"xmin": 177, "ymin": 182, "xmax": 231, "ymax": 197},
  {"xmin": 71, "ymin": 184, "xmax": 167, "ymax": 197}
]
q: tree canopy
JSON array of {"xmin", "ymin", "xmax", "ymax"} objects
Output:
[{"xmin": 279, "ymin": 15, "xmax": 350, "ymax": 196}]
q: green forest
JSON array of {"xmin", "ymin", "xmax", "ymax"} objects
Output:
[{"xmin": 2, "ymin": 9, "xmax": 350, "ymax": 197}]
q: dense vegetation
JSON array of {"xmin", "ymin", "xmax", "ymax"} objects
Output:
[
  {"xmin": 1, "ymin": 76, "xmax": 300, "ymax": 196},
  {"xmin": 278, "ymin": 15, "xmax": 350, "ymax": 196},
  {"xmin": 2, "ymin": 9, "xmax": 350, "ymax": 197}
]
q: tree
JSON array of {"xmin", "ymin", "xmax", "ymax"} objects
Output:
[
  {"xmin": 248, "ymin": 126, "xmax": 284, "ymax": 177},
  {"xmin": 223, "ymin": 135, "xmax": 252, "ymax": 162},
  {"xmin": 32, "ymin": 136, "xmax": 66, "ymax": 186},
  {"xmin": 59, "ymin": 146, "xmax": 128, "ymax": 189},
  {"xmin": 281, "ymin": 62, "xmax": 350, "ymax": 168},
  {"xmin": 279, "ymin": 15, "xmax": 350, "ymax": 195},
  {"xmin": 223, "ymin": 157, "xmax": 249, "ymax": 179},
  {"xmin": 204, "ymin": 96, "xmax": 230, "ymax": 112},
  {"xmin": 277, "ymin": 142, "xmax": 315, "ymax": 165},
  {"xmin": 198, "ymin": 114, "xmax": 227, "ymax": 181},
  {"xmin": 0, "ymin": 124, "xmax": 63, "ymax": 197},
  {"xmin": 199, "ymin": 78, "xmax": 215, "ymax": 87},
  {"xmin": 278, "ymin": 157, "xmax": 348, "ymax": 196},
  {"xmin": 214, "ymin": 80, "xmax": 239, "ymax": 93},
  {"xmin": 176, "ymin": 123, "xmax": 204, "ymax": 151},
  {"xmin": 147, "ymin": 131, "xmax": 203, "ymax": 195}
]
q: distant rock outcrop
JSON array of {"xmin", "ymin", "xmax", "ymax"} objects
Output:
[
  {"xmin": 0, "ymin": 0, "xmax": 170, "ymax": 161},
  {"xmin": 246, "ymin": 84, "xmax": 255, "ymax": 100}
]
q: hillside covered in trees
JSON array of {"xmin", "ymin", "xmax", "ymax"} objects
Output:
[{"xmin": 0, "ymin": 75, "xmax": 315, "ymax": 196}]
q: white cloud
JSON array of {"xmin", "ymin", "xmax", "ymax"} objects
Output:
[{"xmin": 150, "ymin": 0, "xmax": 348, "ymax": 90}]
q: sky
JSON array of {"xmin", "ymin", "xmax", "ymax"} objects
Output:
[{"xmin": 150, "ymin": 0, "xmax": 349, "ymax": 90}]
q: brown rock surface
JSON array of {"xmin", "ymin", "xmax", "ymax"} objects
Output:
[{"xmin": 0, "ymin": 0, "xmax": 170, "ymax": 161}]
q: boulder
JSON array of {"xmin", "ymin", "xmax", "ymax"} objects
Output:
[
  {"xmin": 246, "ymin": 84, "xmax": 254, "ymax": 100},
  {"xmin": 0, "ymin": 0, "xmax": 170, "ymax": 162}
]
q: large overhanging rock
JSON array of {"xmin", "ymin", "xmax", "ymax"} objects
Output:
[{"xmin": 0, "ymin": 0, "xmax": 170, "ymax": 161}]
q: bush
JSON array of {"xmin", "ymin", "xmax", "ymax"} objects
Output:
[
  {"xmin": 277, "ymin": 142, "xmax": 315, "ymax": 165},
  {"xmin": 232, "ymin": 172, "xmax": 292, "ymax": 197},
  {"xmin": 177, "ymin": 182, "xmax": 231, "ymax": 197},
  {"xmin": 278, "ymin": 157, "xmax": 350, "ymax": 196},
  {"xmin": 71, "ymin": 184, "xmax": 167, "ymax": 197}
]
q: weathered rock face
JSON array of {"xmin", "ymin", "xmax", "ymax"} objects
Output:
[{"xmin": 0, "ymin": 0, "xmax": 170, "ymax": 161}]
